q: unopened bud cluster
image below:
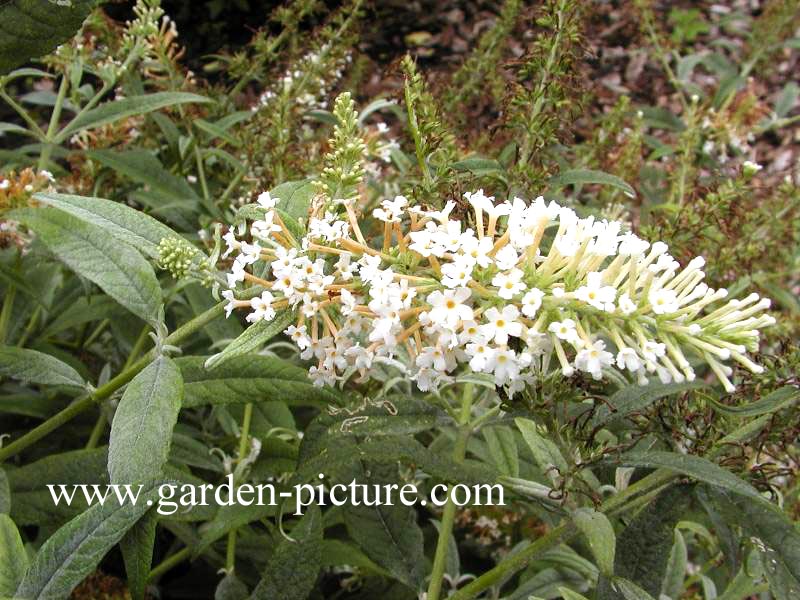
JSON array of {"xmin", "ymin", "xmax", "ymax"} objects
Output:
[{"xmin": 221, "ymin": 190, "xmax": 774, "ymax": 395}]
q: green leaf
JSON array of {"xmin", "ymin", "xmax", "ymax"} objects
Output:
[
  {"xmin": 610, "ymin": 451, "xmax": 762, "ymax": 501},
  {"xmin": 319, "ymin": 540, "xmax": 390, "ymax": 576},
  {"xmin": 87, "ymin": 149, "xmax": 199, "ymax": 201},
  {"xmin": 0, "ymin": 0, "xmax": 94, "ymax": 75},
  {"xmin": 250, "ymin": 505, "xmax": 323, "ymax": 600},
  {"xmin": 215, "ymin": 574, "xmax": 249, "ymax": 600},
  {"xmin": 593, "ymin": 381, "xmax": 707, "ymax": 427},
  {"xmin": 194, "ymin": 118, "xmax": 240, "ymax": 147},
  {"xmin": 639, "ymin": 106, "xmax": 686, "ymax": 132},
  {"xmin": 0, "ymin": 469, "xmax": 9, "ymax": 514},
  {"xmin": 548, "ymin": 169, "xmax": 636, "ymax": 198},
  {"xmin": 0, "ymin": 345, "xmax": 85, "ymax": 388},
  {"xmin": 108, "ymin": 356, "xmax": 183, "ymax": 485},
  {"xmin": 12, "ymin": 207, "xmax": 162, "ymax": 325},
  {"xmin": 343, "ymin": 463, "xmax": 426, "ymax": 590},
  {"xmin": 33, "ymin": 192, "xmax": 186, "ymax": 259},
  {"xmin": 703, "ymin": 488, "xmax": 800, "ymax": 600},
  {"xmin": 597, "ymin": 485, "xmax": 692, "ymax": 599},
  {"xmin": 271, "ymin": 179, "xmax": 314, "ymax": 222},
  {"xmin": 301, "ymin": 395, "xmax": 449, "ymax": 458},
  {"xmin": 573, "ymin": 508, "xmax": 616, "ymax": 577},
  {"xmin": 57, "ymin": 92, "xmax": 213, "ymax": 141},
  {"xmin": 178, "ymin": 354, "xmax": 340, "ymax": 409},
  {"xmin": 15, "ymin": 480, "xmax": 162, "ymax": 600},
  {"xmin": 709, "ymin": 385, "xmax": 800, "ymax": 417},
  {"xmin": 0, "ymin": 122, "xmax": 37, "ymax": 138},
  {"xmin": 0, "ymin": 514, "xmax": 27, "ymax": 597},
  {"xmin": 660, "ymin": 529, "xmax": 687, "ymax": 599},
  {"xmin": 6, "ymin": 448, "xmax": 108, "ymax": 526},
  {"xmin": 194, "ymin": 502, "xmax": 276, "ymax": 558},
  {"xmin": 120, "ymin": 511, "xmax": 157, "ymax": 600},
  {"xmin": 557, "ymin": 588, "xmax": 590, "ymax": 600},
  {"xmin": 451, "ymin": 157, "xmax": 507, "ymax": 179},
  {"xmin": 204, "ymin": 309, "xmax": 294, "ymax": 370},
  {"xmin": 610, "ymin": 578, "xmax": 658, "ymax": 600},
  {"xmin": 39, "ymin": 295, "xmax": 124, "ymax": 338},
  {"xmin": 482, "ymin": 425, "xmax": 519, "ymax": 477},
  {"xmin": 515, "ymin": 418, "xmax": 568, "ymax": 485}
]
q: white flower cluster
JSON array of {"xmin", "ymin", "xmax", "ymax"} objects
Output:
[
  {"xmin": 221, "ymin": 190, "xmax": 774, "ymax": 395},
  {"xmin": 253, "ymin": 44, "xmax": 352, "ymax": 112}
]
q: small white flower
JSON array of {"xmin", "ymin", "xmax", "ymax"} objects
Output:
[
  {"xmin": 466, "ymin": 340, "xmax": 494, "ymax": 371},
  {"xmin": 222, "ymin": 289, "xmax": 236, "ymax": 318},
  {"xmin": 441, "ymin": 255, "xmax": 475, "ymax": 288},
  {"xmin": 548, "ymin": 318, "xmax": 579, "ymax": 345},
  {"xmin": 575, "ymin": 272, "xmax": 616, "ymax": 312},
  {"xmin": 427, "ymin": 288, "xmax": 474, "ymax": 330},
  {"xmin": 481, "ymin": 305, "xmax": 523, "ymax": 345},
  {"xmin": 226, "ymin": 260, "xmax": 246, "ymax": 288},
  {"xmin": 616, "ymin": 347, "xmax": 643, "ymax": 372},
  {"xmin": 649, "ymin": 287, "xmax": 680, "ymax": 314},
  {"xmin": 257, "ymin": 191, "xmax": 279, "ymax": 209},
  {"xmin": 494, "ymin": 245, "xmax": 520, "ymax": 271},
  {"xmin": 286, "ymin": 324, "xmax": 311, "ymax": 350},
  {"xmin": 247, "ymin": 291, "xmax": 276, "ymax": 323},
  {"xmin": 521, "ymin": 288, "xmax": 545, "ymax": 318},
  {"xmin": 492, "ymin": 269, "xmax": 526, "ymax": 299},
  {"xmin": 575, "ymin": 339, "xmax": 613, "ymax": 379},
  {"xmin": 485, "ymin": 347, "xmax": 522, "ymax": 385},
  {"xmin": 416, "ymin": 346, "xmax": 449, "ymax": 372},
  {"xmin": 617, "ymin": 293, "xmax": 637, "ymax": 315}
]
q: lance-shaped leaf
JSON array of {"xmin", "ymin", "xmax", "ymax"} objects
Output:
[
  {"xmin": 597, "ymin": 485, "xmax": 692, "ymax": 599},
  {"xmin": 515, "ymin": 417, "xmax": 568, "ymax": 485},
  {"xmin": 702, "ymin": 487, "xmax": 800, "ymax": 600},
  {"xmin": 178, "ymin": 355, "xmax": 342, "ymax": 409},
  {"xmin": 204, "ymin": 309, "xmax": 295, "ymax": 370},
  {"xmin": 0, "ymin": 0, "xmax": 94, "ymax": 75},
  {"xmin": 573, "ymin": 508, "xmax": 616, "ymax": 577},
  {"xmin": 0, "ymin": 346, "xmax": 85, "ymax": 389},
  {"xmin": 250, "ymin": 505, "xmax": 323, "ymax": 600},
  {"xmin": 593, "ymin": 381, "xmax": 707, "ymax": 427},
  {"xmin": 15, "ymin": 480, "xmax": 162, "ymax": 600},
  {"xmin": 608, "ymin": 451, "xmax": 762, "ymax": 501},
  {"xmin": 33, "ymin": 192, "xmax": 189, "ymax": 259},
  {"xmin": 343, "ymin": 463, "xmax": 426, "ymax": 590},
  {"xmin": 482, "ymin": 425, "xmax": 520, "ymax": 478},
  {"xmin": 57, "ymin": 92, "xmax": 213, "ymax": 141},
  {"xmin": 0, "ymin": 514, "xmax": 28, "ymax": 596},
  {"xmin": 108, "ymin": 356, "xmax": 183, "ymax": 485},
  {"xmin": 12, "ymin": 208, "xmax": 162, "ymax": 325},
  {"xmin": 120, "ymin": 511, "xmax": 158, "ymax": 600},
  {"xmin": 548, "ymin": 168, "xmax": 635, "ymax": 198}
]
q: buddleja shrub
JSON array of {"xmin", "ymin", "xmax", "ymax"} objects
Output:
[{"xmin": 0, "ymin": 1, "xmax": 798, "ymax": 600}]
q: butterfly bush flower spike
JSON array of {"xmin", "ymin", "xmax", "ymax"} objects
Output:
[{"xmin": 221, "ymin": 191, "xmax": 774, "ymax": 396}]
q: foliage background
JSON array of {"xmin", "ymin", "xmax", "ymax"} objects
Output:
[{"xmin": 0, "ymin": 1, "xmax": 798, "ymax": 600}]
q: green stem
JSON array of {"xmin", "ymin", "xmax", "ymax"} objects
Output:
[
  {"xmin": 226, "ymin": 401, "xmax": 254, "ymax": 573},
  {"xmin": 37, "ymin": 73, "xmax": 69, "ymax": 171},
  {"xmin": 124, "ymin": 325, "xmax": 151, "ymax": 371},
  {"xmin": 147, "ymin": 546, "xmax": 191, "ymax": 582},
  {"xmin": 0, "ymin": 90, "xmax": 46, "ymax": 139},
  {"xmin": 16, "ymin": 305, "xmax": 41, "ymax": 348},
  {"xmin": 0, "ymin": 284, "xmax": 16, "ymax": 345},
  {"xmin": 85, "ymin": 412, "xmax": 106, "ymax": 450},
  {"xmin": 0, "ymin": 302, "xmax": 226, "ymax": 463},
  {"xmin": 427, "ymin": 383, "xmax": 474, "ymax": 600}
]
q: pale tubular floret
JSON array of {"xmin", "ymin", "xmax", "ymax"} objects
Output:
[{"xmin": 219, "ymin": 190, "xmax": 775, "ymax": 395}]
